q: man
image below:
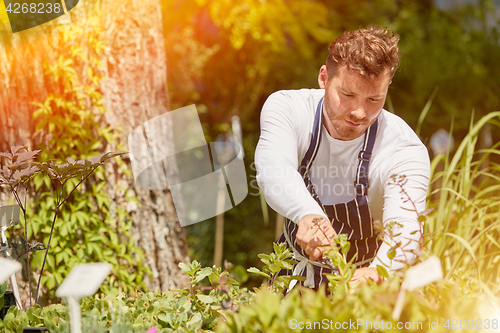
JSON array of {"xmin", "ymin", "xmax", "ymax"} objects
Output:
[{"xmin": 255, "ymin": 26, "xmax": 430, "ymax": 290}]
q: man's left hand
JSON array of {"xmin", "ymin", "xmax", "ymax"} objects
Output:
[{"xmin": 349, "ymin": 267, "xmax": 383, "ymax": 286}]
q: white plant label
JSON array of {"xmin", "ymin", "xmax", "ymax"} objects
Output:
[
  {"xmin": 392, "ymin": 256, "xmax": 443, "ymax": 320},
  {"xmin": 56, "ymin": 263, "xmax": 111, "ymax": 298},
  {"xmin": 0, "ymin": 257, "xmax": 22, "ymax": 284},
  {"xmin": 402, "ymin": 255, "xmax": 443, "ymax": 291},
  {"xmin": 0, "ymin": 205, "xmax": 20, "ymax": 228}
]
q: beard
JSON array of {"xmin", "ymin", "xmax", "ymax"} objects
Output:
[{"xmin": 323, "ymin": 98, "xmax": 377, "ymax": 141}]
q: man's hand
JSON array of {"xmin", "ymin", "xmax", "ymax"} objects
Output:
[
  {"xmin": 349, "ymin": 267, "xmax": 383, "ymax": 286},
  {"xmin": 296, "ymin": 214, "xmax": 337, "ymax": 261}
]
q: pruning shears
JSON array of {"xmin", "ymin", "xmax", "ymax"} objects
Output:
[{"xmin": 317, "ymin": 255, "xmax": 340, "ymax": 275}]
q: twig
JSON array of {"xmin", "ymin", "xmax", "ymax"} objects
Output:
[
  {"xmin": 9, "ymin": 182, "xmax": 33, "ymax": 307},
  {"xmin": 23, "ymin": 183, "xmax": 32, "ymax": 307}
]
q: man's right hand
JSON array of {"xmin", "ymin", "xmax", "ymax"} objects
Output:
[{"xmin": 296, "ymin": 214, "xmax": 337, "ymax": 261}]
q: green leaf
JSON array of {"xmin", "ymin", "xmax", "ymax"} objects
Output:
[
  {"xmin": 443, "ymin": 232, "xmax": 478, "ymax": 265},
  {"xmin": 185, "ymin": 312, "xmax": 202, "ymax": 331},
  {"xmin": 196, "ymin": 294, "xmax": 215, "ymax": 304},
  {"xmin": 158, "ymin": 313, "xmax": 172, "ymax": 326},
  {"xmin": 376, "ymin": 265, "xmax": 389, "ymax": 279},
  {"xmin": 247, "ymin": 267, "xmax": 271, "ymax": 279},
  {"xmin": 417, "ymin": 215, "xmax": 427, "ymax": 222},
  {"xmin": 257, "ymin": 253, "xmax": 270, "ymax": 260},
  {"xmin": 44, "ymin": 317, "xmax": 57, "ymax": 332},
  {"xmin": 387, "ymin": 246, "xmax": 397, "ymax": 260},
  {"xmin": 341, "ymin": 242, "xmax": 351, "ymax": 256},
  {"xmin": 193, "ymin": 267, "xmax": 212, "ymax": 284},
  {"xmin": 178, "ymin": 263, "xmax": 192, "ymax": 276},
  {"xmin": 33, "ymin": 173, "xmax": 44, "ymax": 190},
  {"xmin": 0, "ymin": 282, "xmax": 7, "ymax": 298},
  {"xmin": 268, "ymin": 263, "xmax": 281, "ymax": 274},
  {"xmin": 27, "ymin": 306, "xmax": 44, "ymax": 325},
  {"xmin": 43, "ymin": 174, "xmax": 51, "ymax": 188}
]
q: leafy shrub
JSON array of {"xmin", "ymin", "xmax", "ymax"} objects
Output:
[
  {"xmin": 0, "ymin": 261, "xmax": 252, "ymax": 333},
  {"xmin": 218, "ymin": 277, "xmax": 496, "ymax": 333}
]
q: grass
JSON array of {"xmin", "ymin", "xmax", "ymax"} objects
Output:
[{"xmin": 424, "ymin": 111, "xmax": 500, "ymax": 294}]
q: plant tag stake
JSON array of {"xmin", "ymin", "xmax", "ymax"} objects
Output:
[
  {"xmin": 392, "ymin": 256, "xmax": 443, "ymax": 320},
  {"xmin": 0, "ymin": 205, "xmax": 22, "ymax": 310},
  {"xmin": 0, "ymin": 257, "xmax": 21, "ymax": 284},
  {"xmin": 56, "ymin": 263, "xmax": 111, "ymax": 333},
  {"xmin": 0, "ymin": 205, "xmax": 20, "ymax": 228},
  {"xmin": 0, "ymin": 257, "xmax": 22, "ymax": 310}
]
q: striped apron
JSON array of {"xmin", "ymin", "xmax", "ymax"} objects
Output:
[{"xmin": 275, "ymin": 97, "xmax": 381, "ymax": 291}]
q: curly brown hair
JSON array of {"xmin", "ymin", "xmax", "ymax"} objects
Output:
[{"xmin": 326, "ymin": 26, "xmax": 400, "ymax": 80}]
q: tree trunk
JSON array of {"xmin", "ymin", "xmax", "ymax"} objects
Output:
[{"xmin": 0, "ymin": 0, "xmax": 189, "ymax": 297}]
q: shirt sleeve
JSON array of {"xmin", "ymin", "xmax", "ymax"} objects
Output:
[
  {"xmin": 369, "ymin": 143, "xmax": 431, "ymax": 272},
  {"xmin": 255, "ymin": 92, "xmax": 327, "ymax": 223}
]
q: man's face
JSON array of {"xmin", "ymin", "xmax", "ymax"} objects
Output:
[{"xmin": 318, "ymin": 65, "xmax": 391, "ymax": 141}]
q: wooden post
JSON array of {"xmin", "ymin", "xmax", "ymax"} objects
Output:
[{"xmin": 214, "ymin": 169, "xmax": 226, "ymax": 268}]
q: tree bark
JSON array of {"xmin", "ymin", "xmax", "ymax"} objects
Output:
[{"xmin": 0, "ymin": 0, "xmax": 189, "ymax": 297}]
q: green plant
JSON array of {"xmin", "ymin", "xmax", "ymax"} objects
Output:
[
  {"xmin": 218, "ymin": 274, "xmax": 499, "ymax": 333},
  {"xmin": 177, "ymin": 260, "xmax": 253, "ymax": 330},
  {"xmin": 219, "ymin": 236, "xmax": 499, "ymax": 333},
  {"xmin": 320, "ymin": 233, "xmax": 358, "ymax": 294},
  {"xmin": 0, "ymin": 275, "xmax": 494, "ymax": 333},
  {"xmin": 0, "ymin": 147, "xmax": 125, "ymax": 306},
  {"xmin": 0, "ymin": 261, "xmax": 252, "ymax": 333},
  {"xmin": 0, "ymin": 303, "xmax": 67, "ymax": 332},
  {"xmin": 246, "ymin": 242, "xmax": 305, "ymax": 293},
  {"xmin": 245, "ymin": 225, "xmax": 390, "ymax": 296}
]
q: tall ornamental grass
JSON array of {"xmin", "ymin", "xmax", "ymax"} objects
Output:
[{"xmin": 424, "ymin": 111, "xmax": 500, "ymax": 294}]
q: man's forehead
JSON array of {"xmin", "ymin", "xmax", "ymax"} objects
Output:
[{"xmin": 336, "ymin": 66, "xmax": 391, "ymax": 92}]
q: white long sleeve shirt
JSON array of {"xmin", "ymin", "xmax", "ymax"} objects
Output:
[{"xmin": 255, "ymin": 89, "xmax": 431, "ymax": 271}]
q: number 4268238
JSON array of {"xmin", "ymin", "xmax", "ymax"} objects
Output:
[
  {"xmin": 444, "ymin": 319, "xmax": 498, "ymax": 330},
  {"xmin": 6, "ymin": 2, "xmax": 63, "ymax": 14}
]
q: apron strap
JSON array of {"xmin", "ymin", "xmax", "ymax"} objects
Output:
[
  {"xmin": 299, "ymin": 97, "xmax": 324, "ymax": 179},
  {"xmin": 298, "ymin": 96, "xmax": 379, "ymax": 199},
  {"xmin": 354, "ymin": 118, "xmax": 378, "ymax": 197}
]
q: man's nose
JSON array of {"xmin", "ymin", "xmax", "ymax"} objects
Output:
[{"xmin": 351, "ymin": 104, "xmax": 367, "ymax": 120}]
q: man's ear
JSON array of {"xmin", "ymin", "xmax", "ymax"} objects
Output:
[{"xmin": 318, "ymin": 65, "xmax": 328, "ymax": 89}]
